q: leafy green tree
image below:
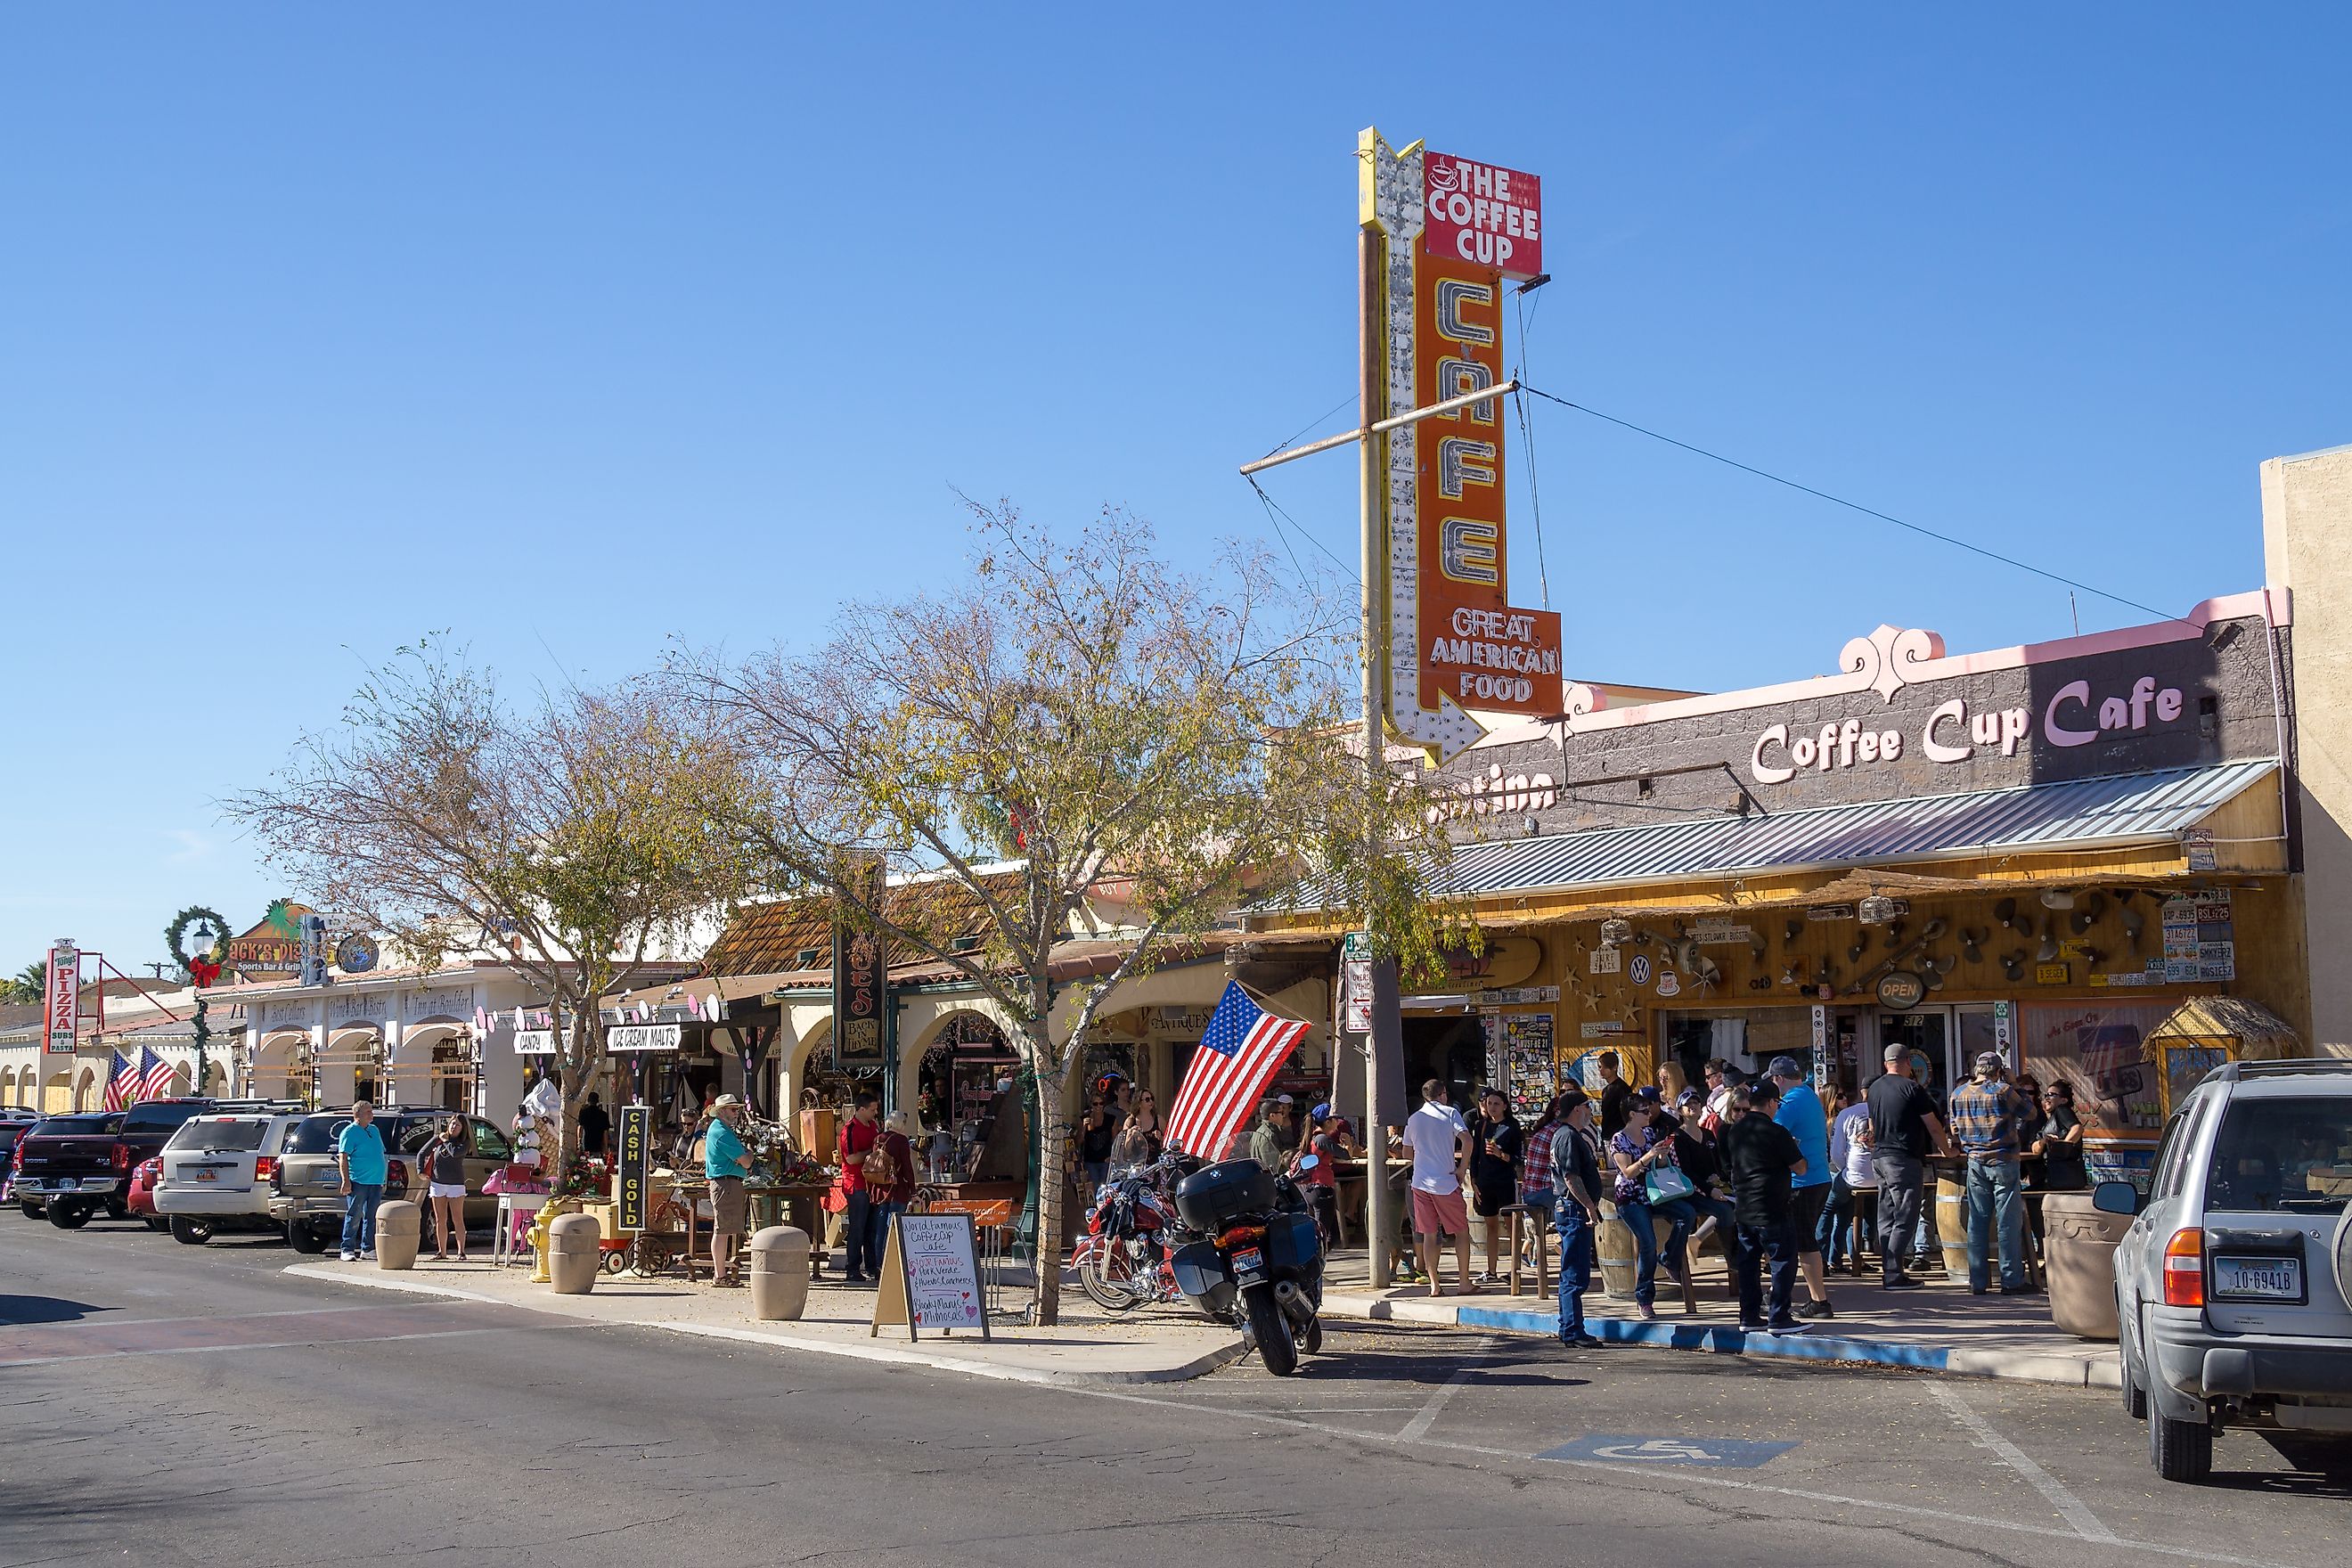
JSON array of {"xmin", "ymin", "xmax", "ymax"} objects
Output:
[{"xmin": 2, "ymin": 961, "xmax": 48, "ymax": 1005}]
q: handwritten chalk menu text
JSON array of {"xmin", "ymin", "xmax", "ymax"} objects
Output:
[{"xmin": 898, "ymin": 1213, "xmax": 985, "ymax": 1335}]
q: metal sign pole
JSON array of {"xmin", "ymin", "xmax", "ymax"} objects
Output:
[{"xmin": 1357, "ymin": 160, "xmax": 1392, "ymax": 1293}]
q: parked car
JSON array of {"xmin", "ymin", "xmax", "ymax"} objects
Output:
[
  {"xmin": 2104, "ymin": 1058, "xmax": 2352, "ymax": 1482},
  {"xmin": 126, "ymin": 1156, "xmax": 166, "ymax": 1229},
  {"xmin": 1, "ymin": 1107, "xmax": 40, "ymax": 1203},
  {"xmin": 270, "ymin": 1108, "xmax": 511, "ymax": 1253},
  {"xmin": 154, "ymin": 1111, "xmax": 307, "ymax": 1245},
  {"xmin": 13, "ymin": 1099, "xmax": 220, "ymax": 1226}
]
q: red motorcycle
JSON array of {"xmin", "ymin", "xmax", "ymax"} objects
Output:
[{"xmin": 1073, "ymin": 1153, "xmax": 1192, "ymax": 1311}]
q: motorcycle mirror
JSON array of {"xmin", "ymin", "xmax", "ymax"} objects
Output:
[{"xmin": 1296, "ymin": 1154, "xmax": 1320, "ymax": 1172}]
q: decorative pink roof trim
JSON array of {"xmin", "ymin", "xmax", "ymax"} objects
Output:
[{"xmin": 1463, "ymin": 589, "xmax": 2284, "ymax": 751}]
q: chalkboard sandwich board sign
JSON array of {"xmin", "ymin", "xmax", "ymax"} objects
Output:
[{"xmin": 870, "ymin": 1212, "xmax": 989, "ymax": 1341}]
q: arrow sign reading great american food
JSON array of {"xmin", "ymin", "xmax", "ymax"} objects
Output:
[{"xmin": 1362, "ymin": 129, "xmax": 1563, "ymax": 764}]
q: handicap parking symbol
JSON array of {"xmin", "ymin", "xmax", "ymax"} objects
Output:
[{"xmin": 1539, "ymin": 1434, "xmax": 1796, "ymax": 1469}]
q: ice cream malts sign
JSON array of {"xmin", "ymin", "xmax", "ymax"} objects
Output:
[{"xmin": 1423, "ymin": 154, "xmax": 1542, "ymax": 276}]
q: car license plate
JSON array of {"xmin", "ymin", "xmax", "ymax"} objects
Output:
[
  {"xmin": 55, "ymin": 1178, "xmax": 78, "ymax": 1190},
  {"xmin": 195, "ymin": 1169, "xmax": 217, "ymax": 1182},
  {"xmin": 1233, "ymin": 1246, "xmax": 1265, "ymax": 1278},
  {"xmin": 2213, "ymin": 1256, "xmax": 2302, "ymax": 1300}
]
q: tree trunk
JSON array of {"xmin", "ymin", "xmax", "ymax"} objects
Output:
[
  {"xmin": 556, "ymin": 1008, "xmax": 603, "ymax": 1197},
  {"xmin": 1029, "ymin": 1055, "xmax": 1070, "ymax": 1326}
]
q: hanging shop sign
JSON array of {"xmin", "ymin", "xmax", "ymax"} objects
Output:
[
  {"xmin": 833, "ymin": 854, "xmax": 889, "ymax": 1071},
  {"xmin": 1364, "ymin": 131, "xmax": 1564, "ymax": 762},
  {"xmin": 608, "ymin": 1024, "xmax": 682, "ymax": 1053},
  {"xmin": 334, "ymin": 934, "xmax": 379, "ymax": 974},
  {"xmin": 45, "ymin": 941, "xmax": 78, "ymax": 1055},
  {"xmin": 617, "ymin": 1104, "xmax": 650, "ymax": 1231}
]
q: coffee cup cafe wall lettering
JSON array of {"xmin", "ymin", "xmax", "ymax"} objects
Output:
[{"xmin": 1427, "ymin": 597, "xmax": 2283, "ymax": 833}]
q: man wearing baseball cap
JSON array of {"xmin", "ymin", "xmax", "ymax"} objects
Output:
[
  {"xmin": 1946, "ymin": 1051, "xmax": 2035, "ymax": 1294},
  {"xmin": 1767, "ymin": 1057, "xmax": 1836, "ymax": 1321}
]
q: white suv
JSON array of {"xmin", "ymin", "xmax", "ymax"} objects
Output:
[
  {"xmin": 2103, "ymin": 1058, "xmax": 2352, "ymax": 1482},
  {"xmin": 153, "ymin": 1112, "xmax": 307, "ymax": 1245}
]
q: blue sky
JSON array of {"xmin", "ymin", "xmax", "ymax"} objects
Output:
[{"xmin": 4, "ymin": 5, "xmax": 2347, "ymax": 975}]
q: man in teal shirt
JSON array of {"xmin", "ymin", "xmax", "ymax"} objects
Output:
[
  {"xmin": 704, "ymin": 1094, "xmax": 753, "ymax": 1286},
  {"xmin": 337, "ymin": 1101, "xmax": 389, "ymax": 1262}
]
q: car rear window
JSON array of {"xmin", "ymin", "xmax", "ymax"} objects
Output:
[
  {"xmin": 31, "ymin": 1114, "xmax": 124, "ymax": 1136},
  {"xmin": 2204, "ymin": 1095, "xmax": 2352, "ymax": 1214},
  {"xmin": 165, "ymin": 1117, "xmax": 273, "ymax": 1153},
  {"xmin": 122, "ymin": 1102, "xmax": 212, "ymax": 1133}
]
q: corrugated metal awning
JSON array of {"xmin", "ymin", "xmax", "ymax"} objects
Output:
[{"xmin": 1382, "ymin": 759, "xmax": 2279, "ymax": 904}]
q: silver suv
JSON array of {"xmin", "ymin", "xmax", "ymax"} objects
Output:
[{"xmin": 2101, "ymin": 1058, "xmax": 2352, "ymax": 1482}]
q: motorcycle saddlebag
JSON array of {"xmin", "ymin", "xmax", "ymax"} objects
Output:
[
  {"xmin": 1172, "ymin": 1159, "xmax": 1276, "ymax": 1231},
  {"xmin": 1262, "ymin": 1210, "xmax": 1321, "ymax": 1272},
  {"xmin": 1170, "ymin": 1239, "xmax": 1235, "ymax": 1315}
]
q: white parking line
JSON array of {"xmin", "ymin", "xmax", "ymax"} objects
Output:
[
  {"xmin": 1398, "ymin": 1335, "xmax": 1494, "ymax": 1441},
  {"xmin": 1928, "ymin": 1382, "xmax": 2119, "ymax": 1543}
]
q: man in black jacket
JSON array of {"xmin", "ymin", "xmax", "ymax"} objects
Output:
[
  {"xmin": 1596, "ymin": 1051, "xmax": 1632, "ymax": 1139},
  {"xmin": 1548, "ymin": 1096, "xmax": 1605, "ymax": 1349},
  {"xmin": 1719, "ymin": 1080, "xmax": 1808, "ymax": 1334}
]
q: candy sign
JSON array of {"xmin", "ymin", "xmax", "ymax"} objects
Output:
[{"xmin": 1423, "ymin": 153, "xmax": 1542, "ymax": 278}]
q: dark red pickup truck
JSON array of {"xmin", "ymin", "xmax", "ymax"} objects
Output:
[{"xmin": 12, "ymin": 1100, "xmax": 216, "ymax": 1227}]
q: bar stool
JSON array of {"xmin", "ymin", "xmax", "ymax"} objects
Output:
[{"xmin": 1502, "ymin": 1205, "xmax": 1552, "ymax": 1297}]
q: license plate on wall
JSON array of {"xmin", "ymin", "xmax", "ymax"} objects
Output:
[{"xmin": 2213, "ymin": 1256, "xmax": 2302, "ymax": 1301}]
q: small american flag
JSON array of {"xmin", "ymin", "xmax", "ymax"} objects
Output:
[
  {"xmin": 102, "ymin": 1049, "xmax": 135, "ymax": 1112},
  {"xmin": 135, "ymin": 1047, "xmax": 175, "ymax": 1103},
  {"xmin": 1164, "ymin": 982, "xmax": 1311, "ymax": 1160}
]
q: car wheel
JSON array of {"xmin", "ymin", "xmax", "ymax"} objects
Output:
[
  {"xmin": 144, "ymin": 1217, "xmax": 170, "ymax": 1232},
  {"xmin": 2119, "ymin": 1319, "xmax": 2148, "ymax": 1420},
  {"xmin": 105, "ymin": 1200, "xmax": 130, "ymax": 1221},
  {"xmin": 168, "ymin": 1216, "xmax": 216, "ymax": 1245},
  {"xmin": 287, "ymin": 1221, "xmax": 329, "ymax": 1254},
  {"xmin": 2148, "ymin": 1401, "xmax": 2215, "ymax": 1483},
  {"xmin": 19, "ymin": 1199, "xmax": 42, "ymax": 1219},
  {"xmin": 46, "ymin": 1198, "xmax": 92, "ymax": 1229}
]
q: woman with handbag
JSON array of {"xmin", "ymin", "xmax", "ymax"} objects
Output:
[{"xmin": 1610, "ymin": 1098, "xmax": 1695, "ymax": 1320}]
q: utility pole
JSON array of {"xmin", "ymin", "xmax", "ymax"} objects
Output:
[{"xmin": 1357, "ymin": 133, "xmax": 1392, "ymax": 1291}]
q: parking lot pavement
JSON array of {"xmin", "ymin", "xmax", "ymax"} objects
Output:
[{"xmin": 7, "ymin": 1213, "xmax": 2349, "ymax": 1568}]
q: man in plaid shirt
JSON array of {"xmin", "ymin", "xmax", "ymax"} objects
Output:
[{"xmin": 1946, "ymin": 1052, "xmax": 2033, "ymax": 1295}]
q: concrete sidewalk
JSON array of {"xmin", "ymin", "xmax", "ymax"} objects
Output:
[
  {"xmin": 1319, "ymin": 1249, "xmax": 2121, "ymax": 1388},
  {"xmin": 283, "ymin": 1256, "xmax": 1245, "ymax": 1386}
]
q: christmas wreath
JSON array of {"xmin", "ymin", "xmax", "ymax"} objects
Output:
[{"xmin": 165, "ymin": 905, "xmax": 231, "ymax": 986}]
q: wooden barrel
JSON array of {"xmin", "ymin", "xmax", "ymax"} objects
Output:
[
  {"xmin": 1935, "ymin": 1175, "xmax": 1971, "ymax": 1278},
  {"xmin": 1596, "ymin": 1205, "xmax": 1641, "ymax": 1299}
]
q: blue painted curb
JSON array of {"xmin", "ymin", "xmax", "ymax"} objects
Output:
[{"xmin": 1454, "ymin": 1303, "xmax": 1954, "ymax": 1372}]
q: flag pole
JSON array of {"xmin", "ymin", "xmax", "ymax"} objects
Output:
[{"xmin": 1357, "ymin": 130, "xmax": 1392, "ymax": 1293}]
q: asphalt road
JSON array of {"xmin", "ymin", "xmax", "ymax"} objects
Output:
[{"xmin": 4, "ymin": 1211, "xmax": 2348, "ymax": 1568}]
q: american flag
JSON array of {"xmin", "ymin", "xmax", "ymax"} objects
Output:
[
  {"xmin": 1164, "ymin": 982, "xmax": 1311, "ymax": 1159},
  {"xmin": 102, "ymin": 1049, "xmax": 135, "ymax": 1112},
  {"xmin": 135, "ymin": 1047, "xmax": 175, "ymax": 1103}
]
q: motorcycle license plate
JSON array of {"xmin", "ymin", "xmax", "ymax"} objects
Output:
[{"xmin": 1233, "ymin": 1246, "xmax": 1265, "ymax": 1280}]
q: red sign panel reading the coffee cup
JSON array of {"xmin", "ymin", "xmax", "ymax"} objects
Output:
[{"xmin": 1422, "ymin": 153, "xmax": 1542, "ymax": 279}]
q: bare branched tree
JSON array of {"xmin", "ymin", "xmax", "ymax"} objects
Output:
[
  {"xmin": 679, "ymin": 502, "xmax": 1465, "ymax": 1324},
  {"xmin": 224, "ymin": 641, "xmax": 756, "ymax": 1182}
]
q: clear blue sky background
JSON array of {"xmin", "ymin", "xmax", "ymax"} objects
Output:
[{"xmin": 4, "ymin": 5, "xmax": 2347, "ymax": 976}]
